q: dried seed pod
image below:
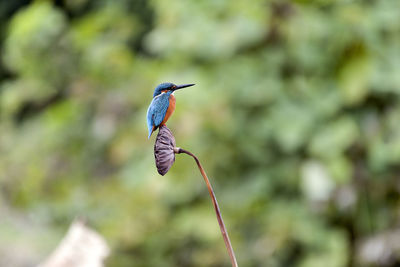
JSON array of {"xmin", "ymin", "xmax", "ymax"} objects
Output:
[
  {"xmin": 154, "ymin": 126, "xmax": 176, "ymax": 175},
  {"xmin": 152, "ymin": 126, "xmax": 238, "ymax": 266}
]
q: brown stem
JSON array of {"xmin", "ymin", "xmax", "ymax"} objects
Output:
[{"xmin": 175, "ymin": 147, "xmax": 238, "ymax": 267}]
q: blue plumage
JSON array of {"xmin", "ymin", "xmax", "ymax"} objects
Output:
[
  {"xmin": 153, "ymin": 82, "xmax": 175, "ymax": 98},
  {"xmin": 147, "ymin": 91, "xmax": 172, "ymax": 138}
]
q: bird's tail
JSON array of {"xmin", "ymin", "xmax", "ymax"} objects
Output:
[{"xmin": 148, "ymin": 126, "xmax": 156, "ymax": 139}]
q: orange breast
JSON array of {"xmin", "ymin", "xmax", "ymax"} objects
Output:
[{"xmin": 161, "ymin": 94, "xmax": 176, "ymax": 125}]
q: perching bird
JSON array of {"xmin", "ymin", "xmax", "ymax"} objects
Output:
[{"xmin": 147, "ymin": 82, "xmax": 195, "ymax": 138}]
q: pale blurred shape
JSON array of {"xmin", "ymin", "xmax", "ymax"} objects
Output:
[
  {"xmin": 39, "ymin": 220, "xmax": 109, "ymax": 267},
  {"xmin": 301, "ymin": 161, "xmax": 334, "ymax": 202},
  {"xmin": 335, "ymin": 186, "xmax": 357, "ymax": 211},
  {"xmin": 92, "ymin": 115, "xmax": 116, "ymax": 141},
  {"xmin": 357, "ymin": 229, "xmax": 400, "ymax": 266}
]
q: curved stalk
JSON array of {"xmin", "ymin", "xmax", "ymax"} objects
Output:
[{"xmin": 175, "ymin": 147, "xmax": 238, "ymax": 267}]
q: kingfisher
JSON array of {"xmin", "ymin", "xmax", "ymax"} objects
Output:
[{"xmin": 147, "ymin": 82, "xmax": 195, "ymax": 138}]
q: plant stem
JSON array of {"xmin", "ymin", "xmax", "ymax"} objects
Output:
[{"xmin": 176, "ymin": 148, "xmax": 238, "ymax": 267}]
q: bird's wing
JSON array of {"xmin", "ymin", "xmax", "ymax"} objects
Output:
[
  {"xmin": 152, "ymin": 93, "xmax": 170, "ymax": 126},
  {"xmin": 146, "ymin": 104, "xmax": 154, "ymax": 138},
  {"xmin": 147, "ymin": 93, "xmax": 170, "ymax": 137}
]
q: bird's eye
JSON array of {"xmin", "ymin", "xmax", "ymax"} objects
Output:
[{"xmin": 172, "ymin": 85, "xmax": 176, "ymax": 89}]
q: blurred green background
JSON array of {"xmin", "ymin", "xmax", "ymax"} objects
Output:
[{"xmin": 0, "ymin": 0, "xmax": 399, "ymax": 266}]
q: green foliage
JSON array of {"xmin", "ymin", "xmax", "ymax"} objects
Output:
[{"xmin": 0, "ymin": 0, "xmax": 399, "ymax": 266}]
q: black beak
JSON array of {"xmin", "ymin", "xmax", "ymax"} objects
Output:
[{"xmin": 174, "ymin": 83, "xmax": 195, "ymax": 90}]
